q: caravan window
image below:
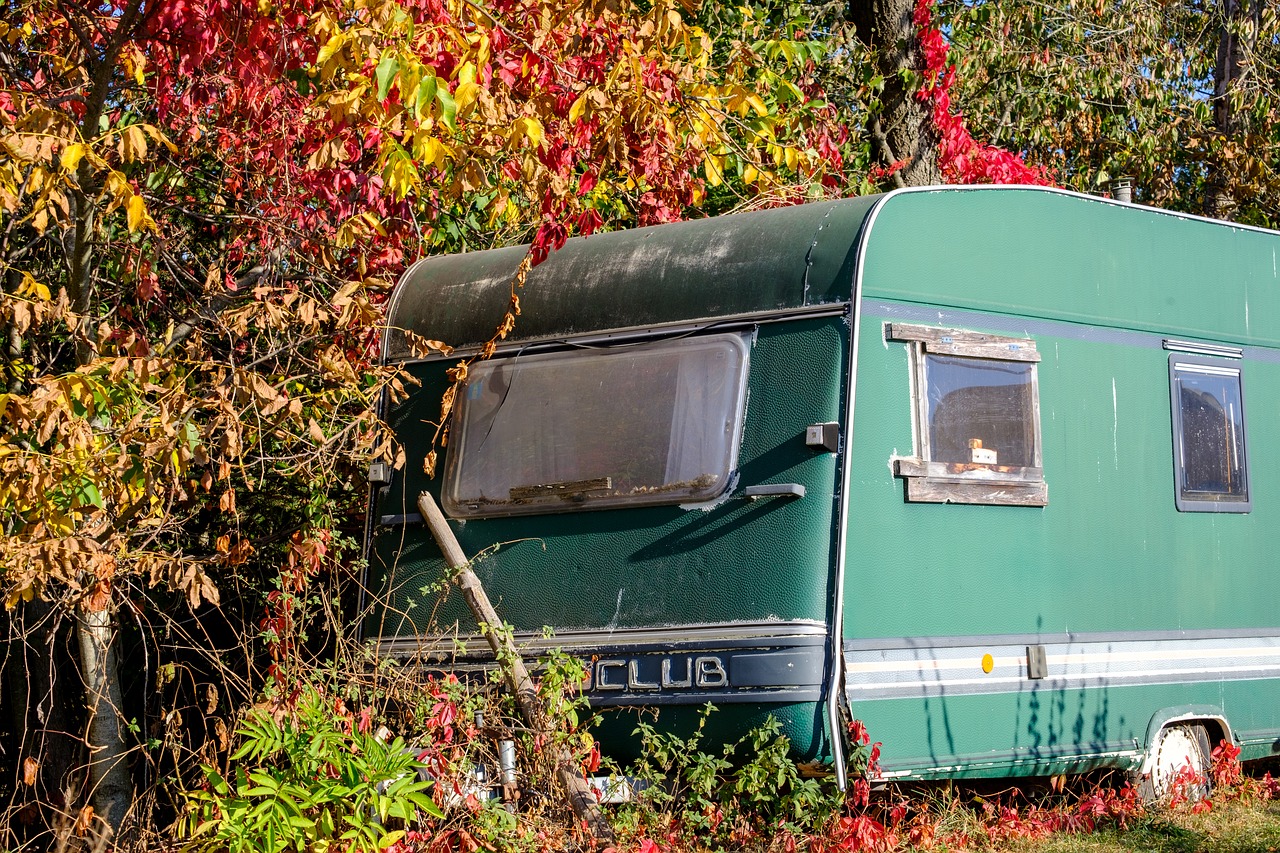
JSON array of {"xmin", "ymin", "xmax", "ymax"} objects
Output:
[
  {"xmin": 442, "ymin": 333, "xmax": 750, "ymax": 518},
  {"xmin": 888, "ymin": 323, "xmax": 1047, "ymax": 506},
  {"xmin": 1169, "ymin": 356, "xmax": 1250, "ymax": 513}
]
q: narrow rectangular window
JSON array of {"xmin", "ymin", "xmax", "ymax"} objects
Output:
[
  {"xmin": 1170, "ymin": 356, "xmax": 1249, "ymax": 513},
  {"xmin": 443, "ymin": 333, "xmax": 750, "ymax": 518},
  {"xmin": 888, "ymin": 323, "xmax": 1047, "ymax": 506}
]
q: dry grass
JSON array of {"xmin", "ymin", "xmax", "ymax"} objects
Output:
[{"xmin": 997, "ymin": 797, "xmax": 1280, "ymax": 853}]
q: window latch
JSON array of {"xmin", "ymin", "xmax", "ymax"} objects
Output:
[{"xmin": 741, "ymin": 483, "xmax": 806, "ymax": 500}]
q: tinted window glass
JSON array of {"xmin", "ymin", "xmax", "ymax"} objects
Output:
[
  {"xmin": 924, "ymin": 354, "xmax": 1037, "ymax": 468},
  {"xmin": 1172, "ymin": 359, "xmax": 1248, "ymax": 510},
  {"xmin": 444, "ymin": 334, "xmax": 749, "ymax": 517}
]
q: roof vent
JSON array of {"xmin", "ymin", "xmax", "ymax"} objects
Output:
[{"xmin": 1109, "ymin": 178, "xmax": 1133, "ymax": 204}]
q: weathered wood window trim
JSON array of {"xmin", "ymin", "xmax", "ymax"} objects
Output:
[{"xmin": 887, "ymin": 323, "xmax": 1048, "ymax": 507}]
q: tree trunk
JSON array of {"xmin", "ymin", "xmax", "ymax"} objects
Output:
[
  {"xmin": 76, "ymin": 606, "xmax": 132, "ymax": 842},
  {"xmin": 1204, "ymin": 0, "xmax": 1261, "ymax": 219},
  {"xmin": 849, "ymin": 0, "xmax": 941, "ymax": 186},
  {"xmin": 62, "ymin": 2, "xmax": 147, "ymax": 831},
  {"xmin": 416, "ymin": 493, "xmax": 615, "ymax": 847}
]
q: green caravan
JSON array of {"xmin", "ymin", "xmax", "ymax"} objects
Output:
[{"xmin": 363, "ymin": 186, "xmax": 1280, "ymax": 792}]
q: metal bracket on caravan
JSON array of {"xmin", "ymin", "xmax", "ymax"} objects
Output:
[{"xmin": 742, "ymin": 483, "xmax": 807, "ymax": 500}]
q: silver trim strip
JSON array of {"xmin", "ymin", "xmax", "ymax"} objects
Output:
[
  {"xmin": 1164, "ymin": 338, "xmax": 1243, "ymax": 358},
  {"xmin": 882, "ymin": 745, "xmax": 1143, "ymax": 778},
  {"xmin": 826, "ymin": 192, "xmax": 896, "ymax": 789},
  {"xmin": 845, "ymin": 626, "xmax": 1280, "ymax": 651},
  {"xmin": 844, "ymin": 634, "xmax": 1280, "ymax": 701},
  {"xmin": 375, "ymin": 619, "xmax": 829, "ymax": 659}
]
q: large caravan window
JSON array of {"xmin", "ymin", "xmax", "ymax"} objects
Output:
[
  {"xmin": 443, "ymin": 334, "xmax": 750, "ymax": 518},
  {"xmin": 1170, "ymin": 356, "xmax": 1249, "ymax": 513},
  {"xmin": 888, "ymin": 323, "xmax": 1047, "ymax": 506}
]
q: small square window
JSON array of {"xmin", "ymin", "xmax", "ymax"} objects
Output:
[
  {"xmin": 888, "ymin": 323, "xmax": 1047, "ymax": 506},
  {"xmin": 1169, "ymin": 356, "xmax": 1250, "ymax": 513}
]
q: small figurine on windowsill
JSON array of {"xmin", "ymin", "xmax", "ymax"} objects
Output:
[{"xmin": 969, "ymin": 438, "xmax": 997, "ymax": 465}]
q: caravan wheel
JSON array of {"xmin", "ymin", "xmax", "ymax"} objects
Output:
[{"xmin": 1138, "ymin": 723, "xmax": 1211, "ymax": 803}]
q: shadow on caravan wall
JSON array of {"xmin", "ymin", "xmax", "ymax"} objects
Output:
[{"xmin": 363, "ymin": 186, "xmax": 1280, "ymax": 793}]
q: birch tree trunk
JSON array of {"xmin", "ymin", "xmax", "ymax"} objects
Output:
[
  {"xmin": 62, "ymin": 0, "xmax": 150, "ymax": 836},
  {"xmin": 76, "ymin": 606, "xmax": 131, "ymax": 839}
]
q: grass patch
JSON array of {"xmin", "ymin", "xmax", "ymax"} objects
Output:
[
  {"xmin": 991, "ymin": 797, "xmax": 1280, "ymax": 853},
  {"xmin": 1003, "ymin": 799, "xmax": 1280, "ymax": 850}
]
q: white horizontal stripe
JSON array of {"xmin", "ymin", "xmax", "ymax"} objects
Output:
[{"xmin": 845, "ymin": 635, "xmax": 1280, "ymax": 698}]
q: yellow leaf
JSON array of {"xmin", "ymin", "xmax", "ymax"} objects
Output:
[
  {"xmin": 360, "ymin": 212, "xmax": 387, "ymax": 236},
  {"xmin": 414, "ymin": 134, "xmax": 443, "ymax": 167},
  {"xmin": 60, "ymin": 143, "xmax": 87, "ymax": 173},
  {"xmin": 142, "ymin": 124, "xmax": 178, "ymax": 154},
  {"xmin": 704, "ymin": 154, "xmax": 724, "ymax": 186},
  {"xmin": 126, "ymin": 194, "xmax": 146, "ymax": 232},
  {"xmin": 454, "ymin": 81, "xmax": 481, "ymax": 118},
  {"xmin": 122, "ymin": 46, "xmax": 147, "ymax": 86},
  {"xmin": 133, "ymin": 52, "xmax": 146, "ymax": 86},
  {"xmin": 743, "ymin": 163, "xmax": 758, "ymax": 184},
  {"xmin": 20, "ymin": 271, "xmax": 50, "ymax": 301},
  {"xmin": 5, "ymin": 583, "xmax": 35, "ymax": 610},
  {"xmin": 105, "ymin": 171, "xmax": 131, "ymax": 204},
  {"xmin": 316, "ymin": 33, "xmax": 346, "ymax": 67},
  {"xmin": 568, "ymin": 93, "xmax": 589, "ymax": 124},
  {"xmin": 385, "ymin": 154, "xmax": 420, "ymax": 200},
  {"xmin": 745, "ymin": 94, "xmax": 768, "ymax": 117},
  {"xmin": 119, "ymin": 125, "xmax": 147, "ymax": 163},
  {"xmin": 523, "ymin": 116, "xmax": 544, "ymax": 148}
]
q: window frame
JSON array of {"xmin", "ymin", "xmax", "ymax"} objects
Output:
[
  {"xmin": 442, "ymin": 332, "xmax": 751, "ymax": 519},
  {"xmin": 888, "ymin": 323, "xmax": 1048, "ymax": 507},
  {"xmin": 1168, "ymin": 353, "xmax": 1251, "ymax": 514}
]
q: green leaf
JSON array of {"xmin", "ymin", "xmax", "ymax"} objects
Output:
[
  {"xmin": 375, "ymin": 53, "xmax": 399, "ymax": 102},
  {"xmin": 415, "ymin": 75, "xmax": 438, "ymax": 122},
  {"xmin": 436, "ymin": 86, "xmax": 457, "ymax": 132},
  {"xmin": 77, "ymin": 480, "xmax": 104, "ymax": 510},
  {"xmin": 407, "ymin": 793, "xmax": 444, "ymax": 818}
]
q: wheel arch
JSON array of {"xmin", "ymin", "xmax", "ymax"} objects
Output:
[{"xmin": 1143, "ymin": 706, "xmax": 1233, "ymax": 756}]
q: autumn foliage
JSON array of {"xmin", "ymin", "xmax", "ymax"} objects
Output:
[
  {"xmin": 0, "ymin": 0, "xmax": 1070, "ymax": 845},
  {"xmin": 0, "ymin": 0, "xmax": 862, "ymax": 842}
]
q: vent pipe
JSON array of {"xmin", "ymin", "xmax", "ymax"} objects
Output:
[{"xmin": 1109, "ymin": 177, "xmax": 1134, "ymax": 204}]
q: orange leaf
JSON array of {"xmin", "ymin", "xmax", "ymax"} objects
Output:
[
  {"xmin": 22, "ymin": 757, "xmax": 38, "ymax": 786},
  {"xmin": 84, "ymin": 580, "xmax": 111, "ymax": 613},
  {"xmin": 74, "ymin": 805, "xmax": 95, "ymax": 836}
]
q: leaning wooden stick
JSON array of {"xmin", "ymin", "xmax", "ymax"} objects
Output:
[{"xmin": 417, "ymin": 492, "xmax": 614, "ymax": 845}]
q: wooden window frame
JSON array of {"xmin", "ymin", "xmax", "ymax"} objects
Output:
[{"xmin": 887, "ymin": 323, "xmax": 1048, "ymax": 507}]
